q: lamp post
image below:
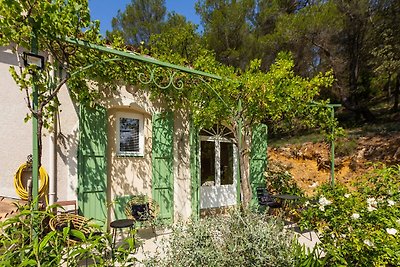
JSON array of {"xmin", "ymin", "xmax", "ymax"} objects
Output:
[{"xmin": 23, "ymin": 27, "xmax": 44, "ymax": 210}]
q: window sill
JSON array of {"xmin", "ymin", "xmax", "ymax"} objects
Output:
[{"xmin": 117, "ymin": 153, "xmax": 144, "ymax": 158}]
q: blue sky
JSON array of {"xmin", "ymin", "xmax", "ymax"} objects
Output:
[{"xmin": 88, "ymin": 0, "xmax": 201, "ymax": 35}]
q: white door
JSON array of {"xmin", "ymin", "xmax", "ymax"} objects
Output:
[{"xmin": 199, "ymin": 126, "xmax": 238, "ymax": 209}]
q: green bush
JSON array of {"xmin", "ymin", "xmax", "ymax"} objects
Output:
[
  {"xmin": 299, "ymin": 165, "xmax": 400, "ymax": 266},
  {"xmin": 144, "ymin": 208, "xmax": 303, "ymax": 267},
  {"xmin": 335, "ymin": 138, "xmax": 358, "ymax": 157},
  {"xmin": 0, "ymin": 203, "xmax": 136, "ymax": 266},
  {"xmin": 264, "ymin": 160, "xmax": 304, "ymax": 197}
]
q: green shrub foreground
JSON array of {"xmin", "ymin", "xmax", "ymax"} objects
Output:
[
  {"xmin": 300, "ymin": 165, "xmax": 400, "ymax": 266},
  {"xmin": 144, "ymin": 208, "xmax": 309, "ymax": 267},
  {"xmin": 0, "ymin": 203, "xmax": 136, "ymax": 266}
]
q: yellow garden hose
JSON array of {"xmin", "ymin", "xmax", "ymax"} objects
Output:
[{"xmin": 14, "ymin": 162, "xmax": 49, "ymax": 205}]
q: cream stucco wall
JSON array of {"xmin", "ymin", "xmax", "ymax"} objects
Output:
[
  {"xmin": 0, "ymin": 46, "xmax": 49, "ymax": 199},
  {"xmin": 107, "ymin": 108, "xmax": 153, "ymax": 204},
  {"xmin": 0, "ymin": 46, "xmax": 79, "ymax": 201},
  {"xmin": 54, "ymin": 85, "xmax": 80, "ymax": 202},
  {"xmin": 173, "ymin": 111, "xmax": 192, "ymax": 221},
  {"xmin": 102, "ymin": 85, "xmax": 193, "ymax": 222},
  {"xmin": 1, "ymin": 47, "xmax": 193, "ymax": 222}
]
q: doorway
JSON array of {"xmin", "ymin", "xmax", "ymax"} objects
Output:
[{"xmin": 199, "ymin": 125, "xmax": 238, "ymax": 209}]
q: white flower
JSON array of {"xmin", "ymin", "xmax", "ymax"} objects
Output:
[
  {"xmin": 309, "ymin": 182, "xmax": 318, "ymax": 188},
  {"xmin": 387, "ymin": 200, "xmax": 395, "ymax": 206},
  {"xmin": 319, "ymin": 206, "xmax": 325, "ymax": 211},
  {"xmin": 386, "ymin": 228, "xmax": 398, "ymax": 235},
  {"xmin": 367, "ymin": 197, "xmax": 377, "ymax": 211},
  {"xmin": 319, "ymin": 196, "xmax": 332, "ymax": 206},
  {"xmin": 367, "ymin": 198, "xmax": 377, "ymax": 206},
  {"xmin": 344, "ymin": 193, "xmax": 350, "ymax": 198},
  {"xmin": 304, "ymin": 201, "xmax": 310, "ymax": 207},
  {"xmin": 364, "ymin": 239, "xmax": 374, "ymax": 247},
  {"xmin": 351, "ymin": 213, "xmax": 360, "ymax": 219},
  {"xmin": 367, "ymin": 206, "xmax": 377, "ymax": 212}
]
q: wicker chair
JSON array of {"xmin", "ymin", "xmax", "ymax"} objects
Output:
[
  {"xmin": 49, "ymin": 213, "xmax": 95, "ymax": 245},
  {"xmin": 124, "ymin": 196, "xmax": 159, "ymax": 223}
]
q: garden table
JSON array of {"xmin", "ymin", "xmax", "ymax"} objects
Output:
[
  {"xmin": 272, "ymin": 194, "xmax": 301, "ymax": 201},
  {"xmin": 109, "ymin": 218, "xmax": 135, "ymax": 255}
]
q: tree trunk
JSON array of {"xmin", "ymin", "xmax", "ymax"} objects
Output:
[
  {"xmin": 392, "ymin": 74, "xmax": 400, "ymax": 111},
  {"xmin": 239, "ymin": 135, "xmax": 252, "ymax": 208},
  {"xmin": 342, "ymin": 97, "xmax": 376, "ymax": 122},
  {"xmin": 232, "ymin": 121, "xmax": 252, "ymax": 208}
]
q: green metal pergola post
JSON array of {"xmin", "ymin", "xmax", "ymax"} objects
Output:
[
  {"xmin": 31, "ymin": 26, "xmax": 39, "ymax": 210},
  {"xmin": 330, "ymin": 106, "xmax": 335, "ymax": 187},
  {"xmin": 236, "ymin": 99, "xmax": 242, "ymax": 205},
  {"xmin": 328, "ymin": 104, "xmax": 341, "ymax": 187}
]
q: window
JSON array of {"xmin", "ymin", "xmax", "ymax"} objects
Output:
[
  {"xmin": 200, "ymin": 125, "xmax": 237, "ymax": 186},
  {"xmin": 117, "ymin": 112, "xmax": 144, "ymax": 156}
]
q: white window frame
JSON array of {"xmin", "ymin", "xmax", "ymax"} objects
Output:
[
  {"xmin": 116, "ymin": 112, "xmax": 144, "ymax": 157},
  {"xmin": 200, "ymin": 135, "xmax": 237, "ymax": 187}
]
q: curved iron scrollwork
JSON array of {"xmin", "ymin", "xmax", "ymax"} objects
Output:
[{"xmin": 138, "ymin": 65, "xmax": 184, "ymax": 90}]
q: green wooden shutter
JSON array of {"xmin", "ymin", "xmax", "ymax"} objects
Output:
[
  {"xmin": 78, "ymin": 104, "xmax": 108, "ymax": 227},
  {"xmin": 152, "ymin": 112, "xmax": 174, "ymax": 224},
  {"xmin": 249, "ymin": 124, "xmax": 268, "ymax": 206},
  {"xmin": 189, "ymin": 120, "xmax": 200, "ymax": 220},
  {"xmin": 113, "ymin": 195, "xmax": 133, "ymax": 220}
]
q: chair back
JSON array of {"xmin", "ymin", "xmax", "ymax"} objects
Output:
[
  {"xmin": 256, "ymin": 188, "xmax": 281, "ymax": 208},
  {"xmin": 124, "ymin": 196, "xmax": 159, "ymax": 222}
]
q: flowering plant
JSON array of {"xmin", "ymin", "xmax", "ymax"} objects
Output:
[{"xmin": 299, "ymin": 165, "xmax": 400, "ymax": 266}]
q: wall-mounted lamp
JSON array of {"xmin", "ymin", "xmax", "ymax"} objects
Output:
[{"xmin": 22, "ymin": 52, "xmax": 45, "ymax": 70}]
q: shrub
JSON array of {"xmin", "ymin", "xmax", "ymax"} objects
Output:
[
  {"xmin": 0, "ymin": 203, "xmax": 136, "ymax": 266},
  {"xmin": 299, "ymin": 165, "xmax": 400, "ymax": 266},
  {"xmin": 144, "ymin": 208, "xmax": 302, "ymax": 267},
  {"xmin": 335, "ymin": 138, "xmax": 358, "ymax": 157},
  {"xmin": 264, "ymin": 160, "xmax": 304, "ymax": 196}
]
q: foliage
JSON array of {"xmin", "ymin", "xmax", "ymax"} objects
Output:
[
  {"xmin": 264, "ymin": 160, "xmax": 304, "ymax": 197},
  {"xmin": 0, "ymin": 0, "xmax": 116, "ymax": 166},
  {"xmin": 299, "ymin": 165, "xmax": 400, "ymax": 266},
  {"xmin": 195, "ymin": 0, "xmax": 400, "ymax": 121},
  {"xmin": 143, "ymin": 208, "xmax": 302, "ymax": 267},
  {"xmin": 335, "ymin": 138, "xmax": 358, "ymax": 157},
  {"xmin": 149, "ymin": 12, "xmax": 204, "ymax": 64},
  {"xmin": 0, "ymin": 203, "xmax": 136, "ymax": 266},
  {"xmin": 108, "ymin": 0, "xmax": 167, "ymax": 45},
  {"xmin": 293, "ymin": 245, "xmax": 328, "ymax": 267},
  {"xmin": 195, "ymin": 0, "xmax": 255, "ymax": 69},
  {"xmin": 238, "ymin": 53, "xmax": 335, "ymax": 134}
]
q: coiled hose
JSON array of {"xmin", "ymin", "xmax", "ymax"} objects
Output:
[{"xmin": 14, "ymin": 162, "xmax": 49, "ymax": 205}]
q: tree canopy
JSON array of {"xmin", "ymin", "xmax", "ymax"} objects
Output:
[
  {"xmin": 194, "ymin": 0, "xmax": 400, "ymax": 121},
  {"xmin": 108, "ymin": 0, "xmax": 167, "ymax": 45}
]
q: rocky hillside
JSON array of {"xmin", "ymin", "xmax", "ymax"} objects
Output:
[{"xmin": 268, "ymin": 131, "xmax": 400, "ymax": 196}]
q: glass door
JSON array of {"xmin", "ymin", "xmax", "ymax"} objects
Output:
[{"xmin": 199, "ymin": 125, "xmax": 237, "ymax": 209}]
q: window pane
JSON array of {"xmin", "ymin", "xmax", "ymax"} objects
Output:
[
  {"xmin": 220, "ymin": 142, "xmax": 234, "ymax": 185},
  {"xmin": 120, "ymin": 117, "xmax": 139, "ymax": 152},
  {"xmin": 201, "ymin": 141, "xmax": 215, "ymax": 186}
]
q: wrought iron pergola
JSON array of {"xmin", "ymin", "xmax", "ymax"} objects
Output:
[
  {"xmin": 29, "ymin": 35, "xmax": 243, "ymax": 209},
  {"xmin": 28, "ymin": 35, "xmax": 340, "ymax": 211}
]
